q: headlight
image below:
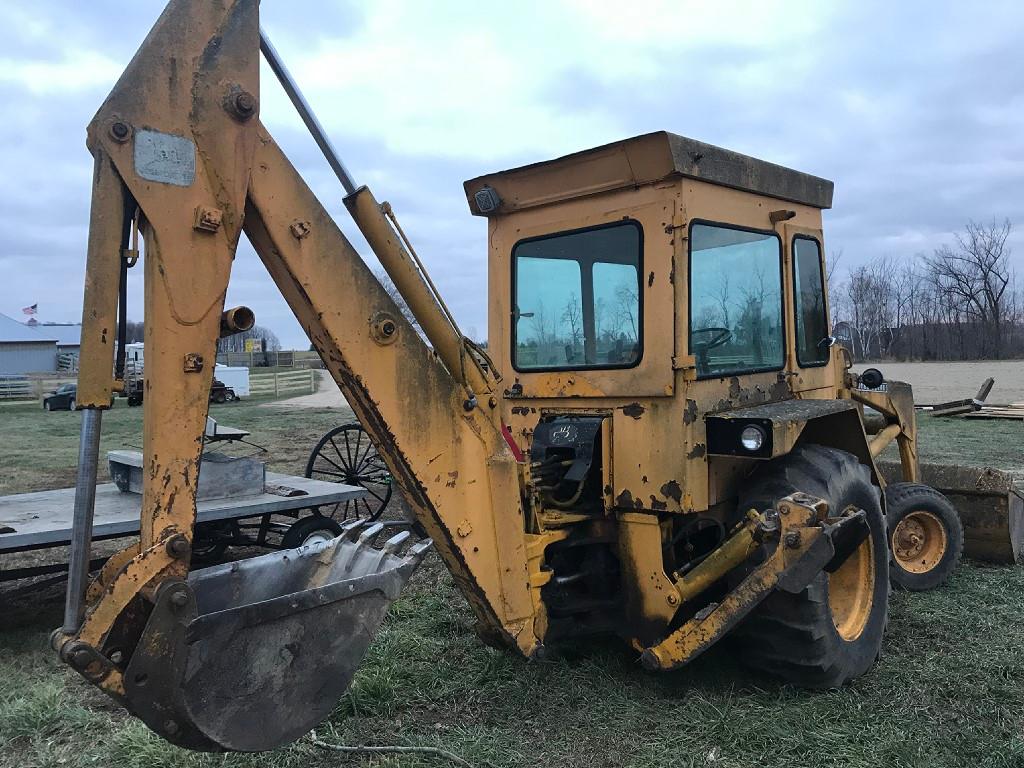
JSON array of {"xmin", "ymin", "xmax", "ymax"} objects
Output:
[{"xmin": 740, "ymin": 425, "xmax": 765, "ymax": 452}]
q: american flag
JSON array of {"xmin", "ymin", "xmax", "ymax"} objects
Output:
[{"xmin": 21, "ymin": 303, "xmax": 37, "ymax": 316}]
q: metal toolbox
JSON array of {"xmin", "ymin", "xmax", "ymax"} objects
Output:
[{"xmin": 108, "ymin": 450, "xmax": 266, "ymax": 501}]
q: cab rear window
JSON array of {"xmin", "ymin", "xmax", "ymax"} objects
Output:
[{"xmin": 512, "ymin": 221, "xmax": 642, "ymax": 371}]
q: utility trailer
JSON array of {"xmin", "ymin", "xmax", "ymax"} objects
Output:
[{"xmin": 0, "ymin": 472, "xmax": 368, "ymax": 583}]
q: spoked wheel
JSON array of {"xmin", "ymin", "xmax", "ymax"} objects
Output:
[{"xmin": 304, "ymin": 423, "xmax": 393, "ymax": 522}]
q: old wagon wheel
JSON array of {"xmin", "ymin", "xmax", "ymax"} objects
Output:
[{"xmin": 304, "ymin": 423, "xmax": 393, "ymax": 521}]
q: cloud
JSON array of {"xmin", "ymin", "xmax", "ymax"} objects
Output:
[
  {"xmin": 0, "ymin": 50, "xmax": 122, "ymax": 94},
  {"xmin": 1, "ymin": 0, "xmax": 1022, "ymax": 350}
]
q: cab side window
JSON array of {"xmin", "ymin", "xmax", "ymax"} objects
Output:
[{"xmin": 792, "ymin": 236, "xmax": 829, "ymax": 367}]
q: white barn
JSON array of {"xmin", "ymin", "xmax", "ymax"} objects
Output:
[{"xmin": 0, "ymin": 313, "xmax": 57, "ymax": 374}]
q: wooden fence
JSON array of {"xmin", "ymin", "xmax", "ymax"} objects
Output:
[
  {"xmin": 215, "ymin": 350, "xmax": 324, "ymax": 369},
  {"xmin": 249, "ymin": 369, "xmax": 317, "ymax": 398},
  {"xmin": 0, "ymin": 376, "xmax": 32, "ymax": 400},
  {"xmin": 0, "ymin": 374, "xmax": 77, "ymax": 400}
]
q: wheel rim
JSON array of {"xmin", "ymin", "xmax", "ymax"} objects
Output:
[
  {"xmin": 305, "ymin": 424, "xmax": 393, "ymax": 521},
  {"xmin": 302, "ymin": 530, "xmax": 337, "ymax": 546},
  {"xmin": 891, "ymin": 510, "xmax": 947, "ymax": 574},
  {"xmin": 827, "ymin": 512, "xmax": 875, "ymax": 641}
]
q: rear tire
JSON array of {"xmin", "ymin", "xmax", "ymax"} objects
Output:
[
  {"xmin": 885, "ymin": 483, "xmax": 962, "ymax": 591},
  {"xmin": 730, "ymin": 444, "xmax": 889, "ymax": 688},
  {"xmin": 68, "ymin": 398, "xmax": 76, "ymax": 411}
]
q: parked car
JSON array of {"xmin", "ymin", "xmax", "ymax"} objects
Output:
[
  {"xmin": 43, "ymin": 384, "xmax": 115, "ymax": 411},
  {"xmin": 43, "ymin": 384, "xmax": 77, "ymax": 411},
  {"xmin": 210, "ymin": 378, "xmax": 238, "ymax": 404},
  {"xmin": 125, "ymin": 378, "xmax": 237, "ymax": 406}
]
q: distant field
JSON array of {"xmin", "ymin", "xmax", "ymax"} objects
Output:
[
  {"xmin": 857, "ymin": 359, "xmax": 1024, "ymax": 405},
  {"xmin": 0, "ymin": 399, "xmax": 1022, "ymax": 767}
]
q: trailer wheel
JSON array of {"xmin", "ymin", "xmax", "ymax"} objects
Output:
[
  {"xmin": 730, "ymin": 444, "xmax": 889, "ymax": 688},
  {"xmin": 305, "ymin": 423, "xmax": 393, "ymax": 522},
  {"xmin": 885, "ymin": 483, "xmax": 963, "ymax": 591},
  {"xmin": 281, "ymin": 515, "xmax": 344, "ymax": 548},
  {"xmin": 192, "ymin": 520, "xmax": 239, "ymax": 562}
]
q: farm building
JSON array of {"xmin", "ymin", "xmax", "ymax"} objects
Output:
[
  {"xmin": 40, "ymin": 323, "xmax": 82, "ymax": 369},
  {"xmin": 0, "ymin": 313, "xmax": 57, "ymax": 374},
  {"xmin": 41, "ymin": 323, "xmax": 82, "ymax": 355}
]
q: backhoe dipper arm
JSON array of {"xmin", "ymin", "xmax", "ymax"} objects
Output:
[{"xmin": 56, "ymin": 0, "xmax": 539, "ymax": 723}]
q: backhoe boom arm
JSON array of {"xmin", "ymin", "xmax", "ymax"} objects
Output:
[{"xmin": 56, "ymin": 0, "xmax": 539, "ymax": 748}]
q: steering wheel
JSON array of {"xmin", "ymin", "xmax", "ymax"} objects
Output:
[{"xmin": 690, "ymin": 326, "xmax": 733, "ymax": 351}]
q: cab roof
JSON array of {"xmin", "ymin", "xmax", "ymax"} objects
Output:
[{"xmin": 464, "ymin": 131, "xmax": 833, "ymax": 216}]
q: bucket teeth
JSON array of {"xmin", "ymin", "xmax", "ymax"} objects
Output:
[
  {"xmin": 340, "ymin": 518, "xmax": 366, "ymax": 540},
  {"xmin": 357, "ymin": 522, "xmax": 385, "ymax": 548},
  {"xmin": 383, "ymin": 530, "xmax": 411, "ymax": 554},
  {"xmin": 408, "ymin": 539, "xmax": 433, "ymax": 563}
]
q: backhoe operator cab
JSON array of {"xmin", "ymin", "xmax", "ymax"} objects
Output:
[{"xmin": 466, "ymin": 133, "xmax": 894, "ymax": 676}]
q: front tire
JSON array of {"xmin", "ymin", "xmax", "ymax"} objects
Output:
[
  {"xmin": 730, "ymin": 444, "xmax": 889, "ymax": 688},
  {"xmin": 885, "ymin": 483, "xmax": 962, "ymax": 591}
]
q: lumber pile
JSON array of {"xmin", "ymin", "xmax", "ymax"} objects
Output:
[
  {"xmin": 928, "ymin": 377, "xmax": 995, "ymax": 417},
  {"xmin": 963, "ymin": 403, "xmax": 1024, "ymax": 421}
]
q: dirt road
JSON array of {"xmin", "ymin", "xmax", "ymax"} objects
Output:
[{"xmin": 261, "ymin": 371, "xmax": 348, "ymax": 409}]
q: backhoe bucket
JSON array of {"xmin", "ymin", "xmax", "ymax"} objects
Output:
[{"xmin": 120, "ymin": 523, "xmax": 430, "ymax": 752}]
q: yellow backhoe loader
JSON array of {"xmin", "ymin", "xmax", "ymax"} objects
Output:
[{"xmin": 52, "ymin": 0, "xmax": 1020, "ymax": 753}]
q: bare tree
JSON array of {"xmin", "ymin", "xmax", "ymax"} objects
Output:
[
  {"xmin": 713, "ymin": 273, "xmax": 731, "ymax": 328},
  {"xmin": 924, "ymin": 219, "xmax": 1014, "ymax": 358},
  {"xmin": 218, "ymin": 324, "xmax": 280, "ymax": 352},
  {"xmin": 614, "ymin": 283, "xmax": 639, "ymax": 342},
  {"xmin": 826, "ymin": 249, "xmax": 844, "ymax": 285},
  {"xmin": 560, "ymin": 293, "xmax": 583, "ymax": 348}
]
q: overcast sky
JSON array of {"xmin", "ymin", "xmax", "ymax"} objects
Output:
[{"xmin": 1, "ymin": 0, "xmax": 1021, "ymax": 347}]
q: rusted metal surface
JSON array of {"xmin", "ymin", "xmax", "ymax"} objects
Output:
[
  {"xmin": 76, "ymin": 151, "xmax": 126, "ymax": 409},
  {"xmin": 640, "ymin": 493, "xmax": 865, "ymax": 671},
  {"xmin": 243, "ymin": 128, "xmax": 538, "ymax": 654},
  {"xmin": 464, "ymin": 131, "xmax": 833, "ymax": 217}
]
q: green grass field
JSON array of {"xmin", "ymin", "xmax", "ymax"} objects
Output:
[{"xmin": 1, "ymin": 402, "xmax": 1022, "ymax": 767}]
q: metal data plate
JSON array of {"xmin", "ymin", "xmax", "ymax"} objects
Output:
[{"xmin": 134, "ymin": 129, "xmax": 196, "ymax": 186}]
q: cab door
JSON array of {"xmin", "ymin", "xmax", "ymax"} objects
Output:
[
  {"xmin": 782, "ymin": 223, "xmax": 834, "ymax": 396},
  {"xmin": 679, "ymin": 217, "xmax": 792, "ymax": 512}
]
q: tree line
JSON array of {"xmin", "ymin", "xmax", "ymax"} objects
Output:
[{"xmin": 829, "ymin": 219, "xmax": 1022, "ymax": 360}]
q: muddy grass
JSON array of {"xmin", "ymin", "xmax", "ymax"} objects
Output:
[{"xmin": 1, "ymin": 400, "xmax": 1023, "ymax": 767}]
